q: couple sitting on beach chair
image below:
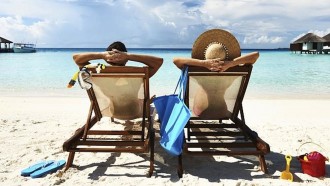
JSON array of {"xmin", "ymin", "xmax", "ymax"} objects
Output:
[{"xmin": 63, "ymin": 29, "xmax": 270, "ymax": 177}]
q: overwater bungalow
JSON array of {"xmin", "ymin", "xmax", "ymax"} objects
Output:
[
  {"xmin": 290, "ymin": 33, "xmax": 326, "ymax": 54},
  {"xmin": 323, "ymin": 33, "xmax": 330, "ymax": 54},
  {"xmin": 0, "ymin": 37, "xmax": 13, "ymax": 53}
]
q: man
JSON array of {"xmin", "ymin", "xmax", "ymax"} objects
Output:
[{"xmin": 73, "ymin": 41, "xmax": 163, "ymax": 121}]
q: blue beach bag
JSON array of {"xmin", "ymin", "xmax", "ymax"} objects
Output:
[{"xmin": 153, "ymin": 67, "xmax": 191, "ymax": 155}]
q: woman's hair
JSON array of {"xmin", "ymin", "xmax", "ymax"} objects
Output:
[{"xmin": 106, "ymin": 41, "xmax": 127, "ymax": 52}]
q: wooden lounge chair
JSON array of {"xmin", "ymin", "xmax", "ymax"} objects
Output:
[
  {"xmin": 177, "ymin": 65, "xmax": 270, "ymax": 177},
  {"xmin": 63, "ymin": 66, "xmax": 155, "ymax": 177}
]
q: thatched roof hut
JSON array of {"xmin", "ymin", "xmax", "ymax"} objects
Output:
[
  {"xmin": 291, "ymin": 33, "xmax": 330, "ymax": 54},
  {"xmin": 323, "ymin": 33, "xmax": 330, "ymax": 48},
  {"xmin": 290, "ymin": 33, "xmax": 327, "ymax": 53},
  {"xmin": 323, "ymin": 33, "xmax": 330, "ymax": 42},
  {"xmin": 293, "ymin": 33, "xmax": 326, "ymax": 44}
]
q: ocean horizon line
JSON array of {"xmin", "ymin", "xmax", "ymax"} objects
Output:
[
  {"xmin": 37, "ymin": 47, "xmax": 290, "ymax": 50},
  {"xmin": 34, "ymin": 47, "xmax": 290, "ymax": 51}
]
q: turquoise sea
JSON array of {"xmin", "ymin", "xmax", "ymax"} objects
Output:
[{"xmin": 0, "ymin": 48, "xmax": 329, "ymax": 99}]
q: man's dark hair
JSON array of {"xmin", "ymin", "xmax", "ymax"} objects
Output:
[{"xmin": 106, "ymin": 41, "xmax": 127, "ymax": 52}]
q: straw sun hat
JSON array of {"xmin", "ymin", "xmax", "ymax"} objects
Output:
[{"xmin": 191, "ymin": 29, "xmax": 241, "ymax": 60}]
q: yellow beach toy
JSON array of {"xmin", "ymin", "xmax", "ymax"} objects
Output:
[{"xmin": 280, "ymin": 155, "xmax": 293, "ymax": 181}]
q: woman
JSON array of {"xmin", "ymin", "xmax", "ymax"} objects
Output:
[{"xmin": 173, "ymin": 29, "xmax": 259, "ymax": 118}]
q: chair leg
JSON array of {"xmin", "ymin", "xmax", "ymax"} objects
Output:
[
  {"xmin": 177, "ymin": 154, "xmax": 183, "ymax": 178},
  {"xmin": 258, "ymin": 155, "xmax": 268, "ymax": 174},
  {"xmin": 147, "ymin": 129, "xmax": 155, "ymax": 177},
  {"xmin": 64, "ymin": 152, "xmax": 75, "ymax": 171}
]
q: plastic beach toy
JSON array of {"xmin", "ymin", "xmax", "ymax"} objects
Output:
[
  {"xmin": 280, "ymin": 155, "xmax": 293, "ymax": 182},
  {"xmin": 21, "ymin": 160, "xmax": 54, "ymax": 176},
  {"xmin": 297, "ymin": 142, "xmax": 329, "ymax": 177},
  {"xmin": 298, "ymin": 151, "xmax": 328, "ymax": 177}
]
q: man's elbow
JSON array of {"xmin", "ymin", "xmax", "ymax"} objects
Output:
[
  {"xmin": 149, "ymin": 58, "xmax": 163, "ymax": 77},
  {"xmin": 72, "ymin": 54, "xmax": 79, "ymax": 64},
  {"xmin": 159, "ymin": 58, "xmax": 164, "ymax": 66},
  {"xmin": 72, "ymin": 54, "xmax": 84, "ymax": 67},
  {"xmin": 155, "ymin": 58, "xmax": 163, "ymax": 70}
]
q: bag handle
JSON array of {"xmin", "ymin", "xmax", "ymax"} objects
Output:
[
  {"xmin": 174, "ymin": 67, "xmax": 185, "ymax": 93},
  {"xmin": 180, "ymin": 66, "xmax": 188, "ymax": 98},
  {"xmin": 297, "ymin": 141, "xmax": 329, "ymax": 158},
  {"xmin": 174, "ymin": 66, "xmax": 188, "ymax": 99}
]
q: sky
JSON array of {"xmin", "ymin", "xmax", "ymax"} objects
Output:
[{"xmin": 1, "ymin": 0, "xmax": 330, "ymax": 49}]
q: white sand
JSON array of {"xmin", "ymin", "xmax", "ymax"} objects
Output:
[{"xmin": 0, "ymin": 96, "xmax": 329, "ymax": 186}]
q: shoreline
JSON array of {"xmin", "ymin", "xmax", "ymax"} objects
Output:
[
  {"xmin": 1, "ymin": 90, "xmax": 330, "ymax": 100},
  {"xmin": 0, "ymin": 96, "xmax": 329, "ymax": 185}
]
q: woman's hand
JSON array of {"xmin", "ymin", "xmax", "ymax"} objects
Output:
[
  {"xmin": 219, "ymin": 61, "xmax": 233, "ymax": 72},
  {"xmin": 204, "ymin": 58, "xmax": 225, "ymax": 71},
  {"xmin": 204, "ymin": 58, "xmax": 234, "ymax": 72}
]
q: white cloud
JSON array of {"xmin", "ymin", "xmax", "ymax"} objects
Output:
[
  {"xmin": 0, "ymin": 16, "xmax": 50, "ymax": 43},
  {"xmin": 308, "ymin": 29, "xmax": 330, "ymax": 37},
  {"xmin": 291, "ymin": 28, "xmax": 330, "ymax": 43},
  {"xmin": 244, "ymin": 34, "xmax": 284, "ymax": 44},
  {"xmin": 1, "ymin": 0, "xmax": 330, "ymax": 48}
]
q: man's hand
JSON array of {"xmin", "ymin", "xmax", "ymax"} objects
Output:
[{"xmin": 104, "ymin": 49, "xmax": 128, "ymax": 66}]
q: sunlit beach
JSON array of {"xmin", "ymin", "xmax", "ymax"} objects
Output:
[{"xmin": 1, "ymin": 1, "xmax": 330, "ymax": 185}]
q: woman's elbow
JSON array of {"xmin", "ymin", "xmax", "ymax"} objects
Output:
[
  {"xmin": 173, "ymin": 57, "xmax": 183, "ymax": 68},
  {"xmin": 173, "ymin": 57, "xmax": 179, "ymax": 64},
  {"xmin": 252, "ymin": 52, "xmax": 260, "ymax": 62},
  {"xmin": 254, "ymin": 51, "xmax": 259, "ymax": 58}
]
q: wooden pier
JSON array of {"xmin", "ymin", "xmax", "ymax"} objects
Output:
[{"xmin": 0, "ymin": 37, "xmax": 14, "ymax": 53}]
